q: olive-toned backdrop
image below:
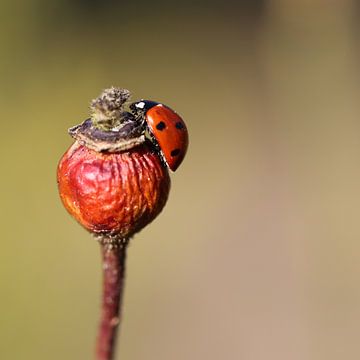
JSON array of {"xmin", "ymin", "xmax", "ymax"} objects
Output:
[{"xmin": 1, "ymin": 1, "xmax": 360, "ymax": 359}]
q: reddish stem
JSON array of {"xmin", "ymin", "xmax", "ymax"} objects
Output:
[{"xmin": 96, "ymin": 241, "xmax": 128, "ymax": 360}]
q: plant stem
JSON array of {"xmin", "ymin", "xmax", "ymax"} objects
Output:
[{"xmin": 96, "ymin": 239, "xmax": 128, "ymax": 360}]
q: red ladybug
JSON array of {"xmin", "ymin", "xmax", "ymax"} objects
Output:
[{"xmin": 130, "ymin": 100, "xmax": 189, "ymax": 171}]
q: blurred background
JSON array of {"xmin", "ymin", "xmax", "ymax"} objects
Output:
[{"xmin": 1, "ymin": 0, "xmax": 360, "ymax": 359}]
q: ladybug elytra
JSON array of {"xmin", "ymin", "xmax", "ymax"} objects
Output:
[{"xmin": 130, "ymin": 100, "xmax": 188, "ymax": 171}]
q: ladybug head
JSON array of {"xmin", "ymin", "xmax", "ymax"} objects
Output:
[{"xmin": 129, "ymin": 100, "xmax": 159, "ymax": 116}]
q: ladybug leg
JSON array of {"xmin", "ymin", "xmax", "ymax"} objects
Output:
[{"xmin": 144, "ymin": 132, "xmax": 168, "ymax": 169}]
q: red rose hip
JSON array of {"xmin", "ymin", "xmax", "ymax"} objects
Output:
[{"xmin": 57, "ymin": 142, "xmax": 170, "ymax": 238}]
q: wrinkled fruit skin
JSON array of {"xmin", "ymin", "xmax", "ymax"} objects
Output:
[{"xmin": 57, "ymin": 142, "xmax": 170, "ymax": 238}]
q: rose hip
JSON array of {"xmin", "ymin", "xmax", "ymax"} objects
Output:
[{"xmin": 57, "ymin": 142, "xmax": 170, "ymax": 238}]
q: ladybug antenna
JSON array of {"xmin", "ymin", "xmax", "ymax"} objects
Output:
[{"xmin": 90, "ymin": 87, "xmax": 131, "ymax": 131}]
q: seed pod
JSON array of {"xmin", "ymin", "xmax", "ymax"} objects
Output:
[
  {"xmin": 57, "ymin": 88, "xmax": 171, "ymax": 239},
  {"xmin": 57, "ymin": 142, "xmax": 170, "ymax": 238}
]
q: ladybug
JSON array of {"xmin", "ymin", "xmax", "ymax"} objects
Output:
[{"xmin": 130, "ymin": 100, "xmax": 188, "ymax": 171}]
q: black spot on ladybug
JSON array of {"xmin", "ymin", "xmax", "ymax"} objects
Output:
[
  {"xmin": 171, "ymin": 149, "xmax": 181, "ymax": 157},
  {"xmin": 156, "ymin": 121, "xmax": 166, "ymax": 131},
  {"xmin": 175, "ymin": 122, "xmax": 184, "ymax": 129}
]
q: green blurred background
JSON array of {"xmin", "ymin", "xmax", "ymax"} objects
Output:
[{"xmin": 1, "ymin": 0, "xmax": 360, "ymax": 359}]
